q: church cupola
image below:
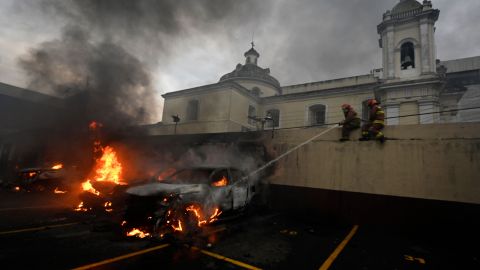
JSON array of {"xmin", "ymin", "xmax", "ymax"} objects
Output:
[{"xmin": 244, "ymin": 42, "xmax": 260, "ymax": 65}]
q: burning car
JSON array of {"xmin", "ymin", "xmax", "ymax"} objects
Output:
[
  {"xmin": 123, "ymin": 165, "xmax": 257, "ymax": 238},
  {"xmin": 16, "ymin": 163, "xmax": 68, "ymax": 192}
]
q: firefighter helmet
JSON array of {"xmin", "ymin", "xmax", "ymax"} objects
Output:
[{"xmin": 367, "ymin": 99, "xmax": 379, "ymax": 107}]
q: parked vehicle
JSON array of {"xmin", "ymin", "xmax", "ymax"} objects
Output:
[{"xmin": 123, "ymin": 165, "xmax": 258, "ymax": 237}]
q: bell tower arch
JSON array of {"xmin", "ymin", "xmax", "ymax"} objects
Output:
[
  {"xmin": 376, "ymin": 1, "xmax": 443, "ymax": 125},
  {"xmin": 378, "ymin": 0, "xmax": 439, "ymax": 80}
]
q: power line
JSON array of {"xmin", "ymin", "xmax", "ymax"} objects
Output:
[{"xmin": 255, "ymin": 106, "xmax": 480, "ymax": 132}]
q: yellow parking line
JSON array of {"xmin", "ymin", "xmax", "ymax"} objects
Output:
[
  {"xmin": 319, "ymin": 225, "xmax": 359, "ymax": 270},
  {"xmin": 191, "ymin": 246, "xmax": 262, "ymax": 270},
  {"xmin": 0, "ymin": 222, "xmax": 79, "ymax": 235},
  {"xmin": 72, "ymin": 244, "xmax": 170, "ymax": 270}
]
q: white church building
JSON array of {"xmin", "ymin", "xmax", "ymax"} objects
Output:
[{"xmin": 149, "ymin": 0, "xmax": 480, "ymax": 135}]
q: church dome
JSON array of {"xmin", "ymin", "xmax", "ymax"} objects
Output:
[
  {"xmin": 244, "ymin": 47, "xmax": 260, "ymax": 58},
  {"xmin": 220, "ymin": 44, "xmax": 280, "ymax": 89},
  {"xmin": 219, "ymin": 63, "xmax": 280, "ymax": 88},
  {"xmin": 391, "ymin": 0, "xmax": 423, "ymax": 14}
]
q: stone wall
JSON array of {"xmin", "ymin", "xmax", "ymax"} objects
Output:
[{"xmin": 266, "ymin": 123, "xmax": 480, "ymax": 205}]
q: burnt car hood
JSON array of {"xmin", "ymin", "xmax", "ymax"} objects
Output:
[{"xmin": 126, "ymin": 183, "xmax": 207, "ymax": 197}]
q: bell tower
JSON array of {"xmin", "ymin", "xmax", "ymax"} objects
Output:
[
  {"xmin": 376, "ymin": 1, "xmax": 443, "ymax": 125},
  {"xmin": 378, "ymin": 0, "xmax": 439, "ymax": 80}
]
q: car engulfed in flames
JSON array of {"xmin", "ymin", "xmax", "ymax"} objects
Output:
[
  {"xmin": 15, "ymin": 163, "xmax": 68, "ymax": 192},
  {"xmin": 122, "ymin": 165, "xmax": 257, "ymax": 239}
]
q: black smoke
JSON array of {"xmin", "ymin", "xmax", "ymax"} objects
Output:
[
  {"xmin": 18, "ymin": 0, "xmax": 271, "ymax": 127},
  {"xmin": 19, "ymin": 25, "xmax": 155, "ymax": 127}
]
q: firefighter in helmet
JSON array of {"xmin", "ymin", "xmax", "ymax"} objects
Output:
[
  {"xmin": 360, "ymin": 99, "xmax": 385, "ymax": 142},
  {"xmin": 338, "ymin": 104, "xmax": 361, "ymax": 141}
]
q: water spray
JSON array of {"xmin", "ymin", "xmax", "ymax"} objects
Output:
[{"xmin": 239, "ymin": 125, "xmax": 339, "ymax": 183}]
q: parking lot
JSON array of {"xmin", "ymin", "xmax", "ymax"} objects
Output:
[{"xmin": 0, "ymin": 190, "xmax": 479, "ymax": 270}]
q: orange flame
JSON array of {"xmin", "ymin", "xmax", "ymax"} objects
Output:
[
  {"xmin": 126, "ymin": 228, "xmax": 150, "ymax": 238},
  {"xmin": 81, "ymin": 145, "xmax": 125, "ymax": 196},
  {"xmin": 74, "ymin": 201, "xmax": 90, "ymax": 212},
  {"xmin": 14, "ymin": 186, "xmax": 20, "ymax": 191},
  {"xmin": 208, "ymin": 208, "xmax": 222, "ymax": 223},
  {"xmin": 92, "ymin": 146, "xmax": 124, "ymax": 184},
  {"xmin": 185, "ymin": 205, "xmax": 222, "ymax": 227},
  {"xmin": 54, "ymin": 187, "xmax": 67, "ymax": 194},
  {"xmin": 51, "ymin": 163, "xmax": 63, "ymax": 170},
  {"xmin": 212, "ymin": 176, "xmax": 228, "ymax": 187},
  {"xmin": 89, "ymin": 121, "xmax": 103, "ymax": 130},
  {"xmin": 104, "ymin": 201, "xmax": 113, "ymax": 212},
  {"xmin": 172, "ymin": 220, "xmax": 183, "ymax": 232},
  {"xmin": 27, "ymin": 172, "xmax": 37, "ymax": 178},
  {"xmin": 82, "ymin": 179, "xmax": 100, "ymax": 196}
]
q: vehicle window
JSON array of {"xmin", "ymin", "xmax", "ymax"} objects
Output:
[
  {"xmin": 210, "ymin": 169, "xmax": 229, "ymax": 187},
  {"xmin": 165, "ymin": 169, "xmax": 213, "ymax": 184},
  {"xmin": 229, "ymin": 169, "xmax": 245, "ymax": 183}
]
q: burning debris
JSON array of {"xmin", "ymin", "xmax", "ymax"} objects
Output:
[
  {"xmin": 126, "ymin": 228, "xmax": 150, "ymax": 239},
  {"xmin": 211, "ymin": 176, "xmax": 228, "ymax": 187},
  {"xmin": 74, "ymin": 201, "xmax": 90, "ymax": 212},
  {"xmin": 54, "ymin": 187, "xmax": 67, "ymax": 194},
  {"xmin": 51, "ymin": 163, "xmax": 63, "ymax": 170},
  {"xmin": 15, "ymin": 162, "xmax": 68, "ymax": 192},
  {"xmin": 80, "ymin": 145, "xmax": 126, "ymax": 196},
  {"xmin": 74, "ymin": 121, "xmax": 128, "ymax": 213}
]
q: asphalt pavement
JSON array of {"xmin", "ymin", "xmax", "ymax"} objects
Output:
[{"xmin": 0, "ymin": 190, "xmax": 478, "ymax": 270}]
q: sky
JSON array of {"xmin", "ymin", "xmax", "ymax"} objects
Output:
[{"xmin": 0, "ymin": 0, "xmax": 479, "ymax": 122}]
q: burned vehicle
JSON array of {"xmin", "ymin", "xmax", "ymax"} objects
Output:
[
  {"xmin": 122, "ymin": 165, "xmax": 258, "ymax": 238},
  {"xmin": 16, "ymin": 163, "xmax": 67, "ymax": 192}
]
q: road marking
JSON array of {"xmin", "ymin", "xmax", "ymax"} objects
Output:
[
  {"xmin": 319, "ymin": 225, "xmax": 359, "ymax": 270},
  {"xmin": 405, "ymin": 255, "xmax": 426, "ymax": 264},
  {"xmin": 191, "ymin": 246, "xmax": 262, "ymax": 270},
  {"xmin": 72, "ymin": 244, "xmax": 170, "ymax": 270},
  {"xmin": 0, "ymin": 205, "xmax": 66, "ymax": 212},
  {"xmin": 0, "ymin": 222, "xmax": 79, "ymax": 235}
]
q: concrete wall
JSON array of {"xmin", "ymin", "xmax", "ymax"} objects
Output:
[
  {"xmin": 267, "ymin": 123, "xmax": 480, "ymax": 205},
  {"xmin": 162, "ymin": 87, "xmax": 231, "ymax": 125},
  {"xmin": 228, "ymin": 90, "xmax": 259, "ymax": 130}
]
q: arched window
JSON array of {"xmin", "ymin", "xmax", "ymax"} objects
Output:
[
  {"xmin": 248, "ymin": 105, "xmax": 256, "ymax": 125},
  {"xmin": 265, "ymin": 109, "xmax": 280, "ymax": 128},
  {"xmin": 401, "ymin": 42, "xmax": 415, "ymax": 70},
  {"xmin": 186, "ymin": 99, "xmax": 199, "ymax": 121},
  {"xmin": 309, "ymin": 104, "xmax": 326, "ymax": 125}
]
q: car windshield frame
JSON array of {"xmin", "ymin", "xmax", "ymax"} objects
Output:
[{"xmin": 161, "ymin": 168, "xmax": 230, "ymax": 185}]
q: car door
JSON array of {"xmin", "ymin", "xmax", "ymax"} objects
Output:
[{"xmin": 209, "ymin": 168, "xmax": 232, "ymax": 210}]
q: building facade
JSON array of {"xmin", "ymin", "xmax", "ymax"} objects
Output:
[{"xmin": 149, "ymin": 0, "xmax": 480, "ymax": 135}]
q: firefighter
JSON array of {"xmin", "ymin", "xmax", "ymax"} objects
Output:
[
  {"xmin": 360, "ymin": 99, "xmax": 385, "ymax": 142},
  {"xmin": 338, "ymin": 104, "xmax": 361, "ymax": 141}
]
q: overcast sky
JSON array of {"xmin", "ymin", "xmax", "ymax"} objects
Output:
[{"xmin": 1, "ymin": 0, "xmax": 479, "ymax": 121}]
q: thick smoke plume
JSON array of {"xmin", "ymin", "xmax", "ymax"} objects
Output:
[
  {"xmin": 19, "ymin": 25, "xmax": 155, "ymax": 126},
  {"xmin": 18, "ymin": 0, "xmax": 270, "ymax": 126}
]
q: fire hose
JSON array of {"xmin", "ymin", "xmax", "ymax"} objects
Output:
[{"xmin": 238, "ymin": 124, "xmax": 339, "ymax": 183}]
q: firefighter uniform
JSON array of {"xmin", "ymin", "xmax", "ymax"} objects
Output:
[
  {"xmin": 339, "ymin": 104, "xmax": 361, "ymax": 141},
  {"xmin": 361, "ymin": 99, "xmax": 385, "ymax": 142}
]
